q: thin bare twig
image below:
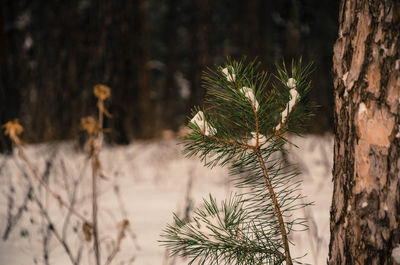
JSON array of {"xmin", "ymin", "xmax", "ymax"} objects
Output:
[
  {"xmin": 76, "ymin": 242, "xmax": 84, "ymax": 265},
  {"xmin": 62, "ymin": 157, "xmax": 89, "ymax": 240},
  {"xmin": 113, "ymin": 184, "xmax": 139, "ymax": 249},
  {"xmin": 17, "ymin": 148, "xmax": 90, "ymax": 224},
  {"xmin": 91, "ymin": 156, "xmax": 100, "ymax": 265},
  {"xmin": 90, "ymin": 87, "xmax": 108, "ymax": 265},
  {"xmin": 2, "ymin": 184, "xmax": 32, "ymax": 240},
  {"xmin": 42, "ymin": 223, "xmax": 51, "ymax": 265},
  {"xmin": 17, "ymin": 167, "xmax": 79, "ymax": 265},
  {"xmin": 104, "ymin": 220, "xmax": 129, "ymax": 265}
]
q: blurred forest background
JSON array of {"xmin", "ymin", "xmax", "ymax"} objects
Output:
[{"xmin": 0, "ymin": 0, "xmax": 338, "ymax": 150}]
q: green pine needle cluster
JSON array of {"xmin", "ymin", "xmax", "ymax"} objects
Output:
[{"xmin": 161, "ymin": 58, "xmax": 314, "ymax": 265}]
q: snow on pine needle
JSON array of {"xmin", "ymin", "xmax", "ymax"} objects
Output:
[
  {"xmin": 240, "ymin": 87, "xmax": 259, "ymax": 111},
  {"xmin": 190, "ymin": 111, "xmax": 217, "ymax": 136},
  {"xmin": 222, "ymin": 66, "xmax": 236, "ymax": 82},
  {"xmin": 275, "ymin": 78, "xmax": 300, "ymax": 131},
  {"xmin": 246, "ymin": 132, "xmax": 268, "ymax": 147}
]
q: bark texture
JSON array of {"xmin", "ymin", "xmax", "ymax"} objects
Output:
[{"xmin": 329, "ymin": 0, "xmax": 400, "ymax": 264}]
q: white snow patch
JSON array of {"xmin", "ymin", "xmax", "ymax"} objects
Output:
[
  {"xmin": 240, "ymin": 87, "xmax": 259, "ymax": 111},
  {"xmin": 287, "ymin": 78, "xmax": 297, "ymax": 89},
  {"xmin": 190, "ymin": 111, "xmax": 217, "ymax": 136},
  {"xmin": 361, "ymin": 202, "xmax": 368, "ymax": 208},
  {"xmin": 247, "ymin": 132, "xmax": 267, "ymax": 147},
  {"xmin": 0, "ymin": 135, "xmax": 333, "ymax": 265},
  {"xmin": 222, "ymin": 66, "xmax": 236, "ymax": 82},
  {"xmin": 275, "ymin": 88, "xmax": 299, "ymax": 131}
]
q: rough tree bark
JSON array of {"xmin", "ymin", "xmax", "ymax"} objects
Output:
[{"xmin": 329, "ymin": 1, "xmax": 399, "ymax": 264}]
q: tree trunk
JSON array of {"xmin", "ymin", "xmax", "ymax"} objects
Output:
[
  {"xmin": 0, "ymin": 0, "xmax": 20, "ymax": 152},
  {"xmin": 133, "ymin": 0, "xmax": 155, "ymax": 139},
  {"xmin": 187, "ymin": 0, "xmax": 211, "ymax": 114},
  {"xmin": 329, "ymin": 1, "xmax": 400, "ymax": 264},
  {"xmin": 161, "ymin": 0, "xmax": 179, "ymax": 131}
]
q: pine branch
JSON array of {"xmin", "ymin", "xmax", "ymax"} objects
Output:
[{"xmin": 161, "ymin": 58, "xmax": 314, "ymax": 265}]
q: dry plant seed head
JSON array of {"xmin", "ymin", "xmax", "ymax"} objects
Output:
[
  {"xmin": 94, "ymin": 84, "xmax": 112, "ymax": 118},
  {"xmin": 81, "ymin": 116, "xmax": 99, "ymax": 136},
  {"xmin": 3, "ymin": 119, "xmax": 24, "ymax": 144},
  {"xmin": 93, "ymin": 84, "xmax": 111, "ymax": 101}
]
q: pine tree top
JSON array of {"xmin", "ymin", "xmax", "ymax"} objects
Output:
[{"xmin": 161, "ymin": 58, "xmax": 314, "ymax": 265}]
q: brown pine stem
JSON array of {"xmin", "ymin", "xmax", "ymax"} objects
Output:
[
  {"xmin": 250, "ymin": 99, "xmax": 292, "ymax": 264},
  {"xmin": 255, "ymin": 149, "xmax": 292, "ymax": 265},
  {"xmin": 208, "ymin": 134, "xmax": 253, "ymax": 150}
]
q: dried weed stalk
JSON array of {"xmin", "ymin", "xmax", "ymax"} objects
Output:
[{"xmin": 3, "ymin": 84, "xmax": 132, "ymax": 265}]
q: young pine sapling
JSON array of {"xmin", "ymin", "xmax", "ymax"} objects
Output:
[{"xmin": 161, "ymin": 58, "xmax": 314, "ymax": 265}]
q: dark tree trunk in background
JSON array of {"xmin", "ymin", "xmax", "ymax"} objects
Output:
[
  {"xmin": 0, "ymin": 0, "xmax": 9, "ymax": 151},
  {"xmin": 0, "ymin": 0, "xmax": 339, "ymax": 145},
  {"xmin": 161, "ymin": 0, "xmax": 179, "ymax": 130},
  {"xmin": 1, "ymin": 0, "xmax": 155, "ymax": 143},
  {"xmin": 94, "ymin": 0, "xmax": 154, "ymax": 140},
  {"xmin": 187, "ymin": 0, "xmax": 211, "ymax": 113},
  {"xmin": 329, "ymin": 1, "xmax": 400, "ymax": 264},
  {"xmin": 0, "ymin": 0, "xmax": 20, "ymax": 152},
  {"xmin": 131, "ymin": 0, "xmax": 154, "ymax": 139}
]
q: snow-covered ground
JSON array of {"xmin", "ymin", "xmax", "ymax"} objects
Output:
[{"xmin": 0, "ymin": 134, "xmax": 333, "ymax": 265}]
